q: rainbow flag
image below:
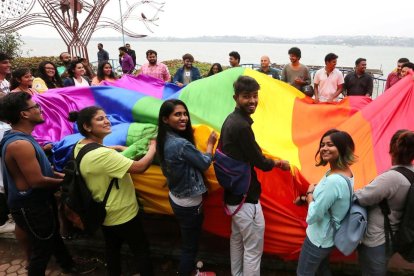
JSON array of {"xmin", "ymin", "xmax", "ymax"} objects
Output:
[{"xmin": 33, "ymin": 68, "xmax": 414, "ymax": 259}]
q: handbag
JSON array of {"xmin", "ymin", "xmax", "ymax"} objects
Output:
[
  {"xmin": 329, "ymin": 174, "xmax": 367, "ymax": 256},
  {"xmin": 213, "ymin": 141, "xmax": 251, "ymax": 216}
]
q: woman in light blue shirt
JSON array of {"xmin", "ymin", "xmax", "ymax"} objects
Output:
[{"xmin": 297, "ymin": 129, "xmax": 356, "ymax": 276}]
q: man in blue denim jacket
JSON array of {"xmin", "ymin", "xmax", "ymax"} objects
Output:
[
  {"xmin": 220, "ymin": 76, "xmax": 290, "ymax": 276},
  {"xmin": 173, "ymin": 53, "xmax": 201, "ymax": 87}
]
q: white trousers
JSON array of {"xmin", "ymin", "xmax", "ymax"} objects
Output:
[{"xmin": 227, "ymin": 202, "xmax": 265, "ymax": 276}]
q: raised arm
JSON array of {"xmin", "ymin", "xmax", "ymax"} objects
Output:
[{"xmin": 127, "ymin": 140, "xmax": 156, "ymax": 174}]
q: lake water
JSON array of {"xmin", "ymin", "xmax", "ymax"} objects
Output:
[{"xmin": 21, "ymin": 38, "xmax": 414, "ymax": 77}]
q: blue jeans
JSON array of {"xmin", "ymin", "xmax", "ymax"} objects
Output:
[
  {"xmin": 10, "ymin": 199, "xmax": 74, "ymax": 276},
  {"xmin": 297, "ymin": 236, "xmax": 334, "ymax": 276},
  {"xmin": 358, "ymin": 243, "xmax": 388, "ymax": 276},
  {"xmin": 169, "ymin": 197, "xmax": 204, "ymax": 276}
]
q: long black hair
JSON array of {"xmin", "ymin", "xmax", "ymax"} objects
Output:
[
  {"xmin": 207, "ymin": 63, "xmax": 223, "ymax": 76},
  {"xmin": 37, "ymin": 61, "xmax": 63, "ymax": 88},
  {"xmin": 156, "ymin": 99, "xmax": 194, "ymax": 162},
  {"xmin": 67, "ymin": 60, "xmax": 84, "ymax": 78},
  {"xmin": 97, "ymin": 61, "xmax": 116, "ymax": 82}
]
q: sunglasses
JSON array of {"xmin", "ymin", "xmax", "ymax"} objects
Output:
[{"xmin": 22, "ymin": 103, "xmax": 41, "ymax": 111}]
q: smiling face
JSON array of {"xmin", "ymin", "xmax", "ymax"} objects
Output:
[
  {"xmin": 234, "ymin": 90, "xmax": 258, "ymax": 115},
  {"xmin": 184, "ymin": 59, "xmax": 193, "ymax": 69},
  {"xmin": 212, "ymin": 65, "xmax": 220, "ymax": 74},
  {"xmin": 289, "ymin": 54, "xmax": 299, "ymax": 64},
  {"xmin": 401, "ymin": 66, "xmax": 411, "ymax": 77},
  {"xmin": 325, "ymin": 59, "xmax": 337, "ymax": 71},
  {"xmin": 356, "ymin": 60, "xmax": 367, "ymax": 74},
  {"xmin": 260, "ymin": 56, "xmax": 270, "ymax": 69},
  {"xmin": 103, "ymin": 64, "xmax": 112, "ymax": 76},
  {"xmin": 21, "ymin": 99, "xmax": 44, "ymax": 124},
  {"xmin": 0, "ymin": 59, "xmax": 11, "ymax": 77},
  {"xmin": 319, "ymin": 135, "xmax": 339, "ymax": 165},
  {"xmin": 44, "ymin": 63, "xmax": 56, "ymax": 78},
  {"xmin": 19, "ymin": 72, "xmax": 33, "ymax": 88},
  {"xmin": 229, "ymin": 56, "xmax": 239, "ymax": 67},
  {"xmin": 83, "ymin": 109, "xmax": 112, "ymax": 138},
  {"xmin": 73, "ymin": 63, "xmax": 85, "ymax": 77},
  {"xmin": 162, "ymin": 104, "xmax": 189, "ymax": 132},
  {"xmin": 147, "ymin": 53, "xmax": 157, "ymax": 65}
]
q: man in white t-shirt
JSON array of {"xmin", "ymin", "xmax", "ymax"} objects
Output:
[
  {"xmin": 313, "ymin": 53, "xmax": 344, "ymax": 103},
  {"xmin": 0, "ymin": 52, "xmax": 11, "ymax": 95},
  {"xmin": 0, "ymin": 120, "xmax": 14, "ymax": 233}
]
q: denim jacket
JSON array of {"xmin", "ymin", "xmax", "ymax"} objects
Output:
[
  {"xmin": 161, "ymin": 131, "xmax": 212, "ymax": 198},
  {"xmin": 172, "ymin": 67, "xmax": 201, "ymax": 84}
]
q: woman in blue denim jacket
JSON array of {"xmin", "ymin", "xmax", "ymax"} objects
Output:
[
  {"xmin": 296, "ymin": 129, "xmax": 356, "ymax": 276},
  {"xmin": 156, "ymin": 99, "xmax": 217, "ymax": 276}
]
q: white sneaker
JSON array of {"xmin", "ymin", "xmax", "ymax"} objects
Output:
[{"xmin": 0, "ymin": 220, "xmax": 15, "ymax": 233}]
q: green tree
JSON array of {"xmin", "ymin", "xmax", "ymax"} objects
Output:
[{"xmin": 0, "ymin": 32, "xmax": 24, "ymax": 58}]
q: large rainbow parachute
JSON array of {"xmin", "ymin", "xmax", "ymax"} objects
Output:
[{"xmin": 32, "ymin": 68, "xmax": 414, "ymax": 260}]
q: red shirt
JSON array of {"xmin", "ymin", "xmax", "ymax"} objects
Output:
[{"xmin": 385, "ymin": 72, "xmax": 400, "ymax": 90}]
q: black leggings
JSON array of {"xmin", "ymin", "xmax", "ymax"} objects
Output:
[{"xmin": 101, "ymin": 212, "xmax": 153, "ymax": 276}]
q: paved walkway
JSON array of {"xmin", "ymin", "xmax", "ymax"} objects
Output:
[{"xmin": 1, "ymin": 213, "xmax": 414, "ymax": 275}]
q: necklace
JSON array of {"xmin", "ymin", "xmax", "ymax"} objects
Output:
[{"xmin": 12, "ymin": 128, "xmax": 30, "ymax": 135}]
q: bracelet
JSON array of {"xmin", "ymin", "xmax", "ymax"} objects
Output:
[{"xmin": 306, "ymin": 191, "xmax": 313, "ymax": 196}]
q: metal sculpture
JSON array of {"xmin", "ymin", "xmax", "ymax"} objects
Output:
[{"xmin": 0, "ymin": 0, "xmax": 164, "ymax": 60}]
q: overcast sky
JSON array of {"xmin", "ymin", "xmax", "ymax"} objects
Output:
[{"xmin": 16, "ymin": 0, "xmax": 414, "ymax": 39}]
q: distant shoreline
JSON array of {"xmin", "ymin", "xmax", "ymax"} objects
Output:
[{"xmin": 22, "ymin": 35, "xmax": 414, "ymax": 48}]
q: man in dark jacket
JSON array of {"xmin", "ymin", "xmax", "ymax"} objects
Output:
[
  {"xmin": 125, "ymin": 43, "xmax": 137, "ymax": 66},
  {"xmin": 173, "ymin": 53, "xmax": 201, "ymax": 87},
  {"xmin": 220, "ymin": 76, "xmax": 290, "ymax": 275}
]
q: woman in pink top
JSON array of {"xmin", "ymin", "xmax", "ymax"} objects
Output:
[{"xmin": 91, "ymin": 62, "xmax": 117, "ymax": 85}]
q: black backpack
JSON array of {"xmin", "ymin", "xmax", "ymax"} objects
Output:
[
  {"xmin": 61, "ymin": 142, "xmax": 118, "ymax": 234},
  {"xmin": 380, "ymin": 166, "xmax": 414, "ymax": 262}
]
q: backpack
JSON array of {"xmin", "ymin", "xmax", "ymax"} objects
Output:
[
  {"xmin": 380, "ymin": 167, "xmax": 414, "ymax": 262},
  {"xmin": 329, "ymin": 174, "xmax": 367, "ymax": 256},
  {"xmin": 61, "ymin": 143, "xmax": 118, "ymax": 234},
  {"xmin": 213, "ymin": 140, "xmax": 251, "ymax": 216}
]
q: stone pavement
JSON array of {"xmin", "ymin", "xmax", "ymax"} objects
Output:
[{"xmin": 1, "ymin": 213, "xmax": 414, "ymax": 275}]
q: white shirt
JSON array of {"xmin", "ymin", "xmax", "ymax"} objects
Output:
[
  {"xmin": 0, "ymin": 122, "xmax": 12, "ymax": 193},
  {"xmin": 0, "ymin": 79, "xmax": 10, "ymax": 94},
  {"xmin": 314, "ymin": 68, "xmax": 344, "ymax": 102},
  {"xmin": 74, "ymin": 77, "xmax": 90, "ymax": 87},
  {"xmin": 169, "ymin": 191, "xmax": 202, "ymax": 207}
]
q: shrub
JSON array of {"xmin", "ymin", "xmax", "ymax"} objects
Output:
[{"xmin": 11, "ymin": 56, "xmax": 62, "ymax": 76}]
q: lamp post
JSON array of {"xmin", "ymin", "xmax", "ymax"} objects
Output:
[{"xmin": 118, "ymin": 0, "xmax": 125, "ymax": 45}]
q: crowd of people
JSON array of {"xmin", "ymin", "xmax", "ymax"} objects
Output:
[
  {"xmin": 2, "ymin": 42, "xmax": 414, "ymax": 98},
  {"xmin": 0, "ymin": 44, "xmax": 414, "ymax": 276}
]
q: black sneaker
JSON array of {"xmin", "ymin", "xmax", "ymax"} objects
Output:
[{"xmin": 61, "ymin": 258, "xmax": 97, "ymax": 275}]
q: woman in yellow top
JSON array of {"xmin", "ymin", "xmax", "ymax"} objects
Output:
[
  {"xmin": 91, "ymin": 61, "xmax": 117, "ymax": 85},
  {"xmin": 32, "ymin": 61, "xmax": 63, "ymax": 93},
  {"xmin": 68, "ymin": 106, "xmax": 156, "ymax": 276}
]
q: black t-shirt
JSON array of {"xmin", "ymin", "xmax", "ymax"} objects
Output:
[{"xmin": 220, "ymin": 108, "xmax": 274, "ymax": 205}]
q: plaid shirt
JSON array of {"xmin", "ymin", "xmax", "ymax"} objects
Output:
[{"xmin": 140, "ymin": 63, "xmax": 171, "ymax": 82}]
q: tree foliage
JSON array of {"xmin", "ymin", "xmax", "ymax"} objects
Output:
[{"xmin": 0, "ymin": 32, "xmax": 24, "ymax": 58}]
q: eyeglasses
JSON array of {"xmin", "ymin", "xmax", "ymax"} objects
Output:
[
  {"xmin": 44, "ymin": 67, "xmax": 56, "ymax": 70},
  {"xmin": 22, "ymin": 103, "xmax": 41, "ymax": 111}
]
